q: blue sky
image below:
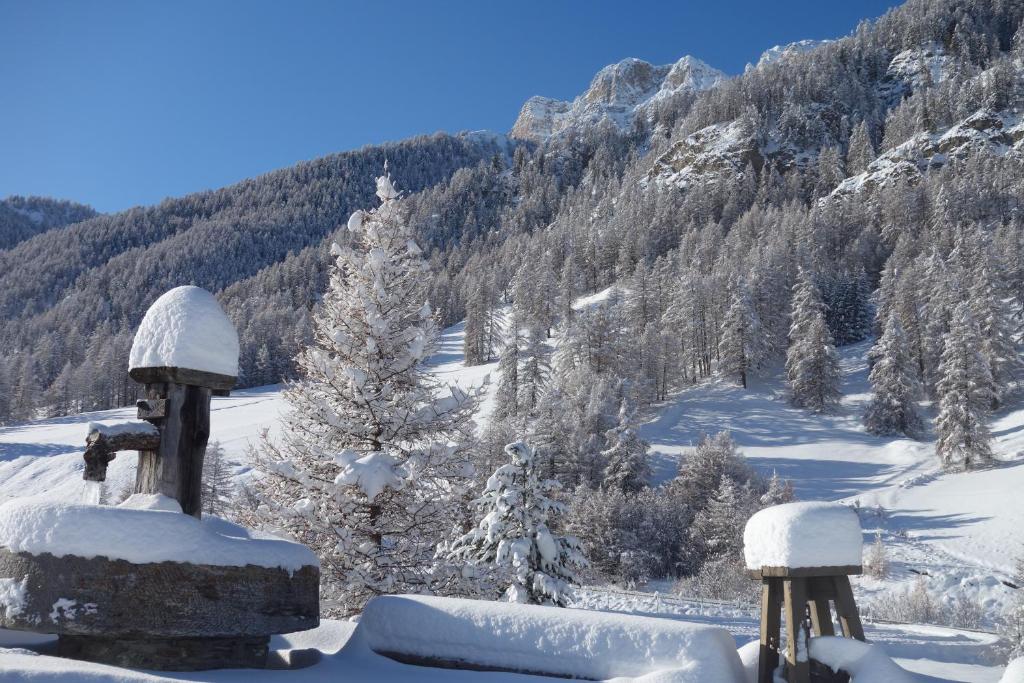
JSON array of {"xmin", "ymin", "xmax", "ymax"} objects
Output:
[{"xmin": 0, "ymin": 0, "xmax": 897, "ymax": 213}]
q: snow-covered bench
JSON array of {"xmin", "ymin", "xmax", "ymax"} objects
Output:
[{"xmin": 355, "ymin": 594, "xmax": 746, "ymax": 682}]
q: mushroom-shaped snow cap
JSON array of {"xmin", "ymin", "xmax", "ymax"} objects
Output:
[
  {"xmin": 129, "ymin": 286, "xmax": 239, "ymax": 380},
  {"xmin": 743, "ymin": 501, "xmax": 863, "ymax": 572}
]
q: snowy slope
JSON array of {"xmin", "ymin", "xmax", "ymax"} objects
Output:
[
  {"xmin": 640, "ymin": 340, "xmax": 1024, "ymax": 622},
  {"xmin": 0, "ymin": 314, "xmax": 1019, "ymax": 680}
]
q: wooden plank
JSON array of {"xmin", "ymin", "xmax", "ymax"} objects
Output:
[
  {"xmin": 751, "ymin": 565, "xmax": 863, "ymax": 579},
  {"xmin": 807, "ymin": 598, "xmax": 834, "ymax": 637},
  {"xmin": 130, "ymin": 366, "xmax": 236, "ymax": 391},
  {"xmin": 833, "ymin": 576, "xmax": 866, "ymax": 641},
  {"xmin": 783, "ymin": 578, "xmax": 810, "ymax": 683},
  {"xmin": 758, "ymin": 579, "xmax": 783, "ymax": 683}
]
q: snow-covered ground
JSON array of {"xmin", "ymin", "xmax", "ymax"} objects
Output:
[{"xmin": 0, "ymin": 318, "xmax": 1019, "ymax": 680}]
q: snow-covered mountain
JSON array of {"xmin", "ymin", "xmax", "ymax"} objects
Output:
[
  {"xmin": 510, "ymin": 56, "xmax": 727, "ymax": 142},
  {"xmin": 751, "ymin": 39, "xmax": 832, "ymax": 69}
]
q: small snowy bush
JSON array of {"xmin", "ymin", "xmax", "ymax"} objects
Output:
[{"xmin": 445, "ymin": 441, "xmax": 587, "ymax": 606}]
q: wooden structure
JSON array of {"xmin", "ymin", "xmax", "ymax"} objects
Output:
[
  {"xmin": 82, "ymin": 366, "xmax": 234, "ymax": 518},
  {"xmin": 753, "ymin": 564, "xmax": 865, "ymax": 683}
]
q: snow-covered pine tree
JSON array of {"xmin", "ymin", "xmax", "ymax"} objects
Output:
[
  {"xmin": 690, "ymin": 474, "xmax": 745, "ymax": 560},
  {"xmin": 760, "ymin": 470, "xmax": 795, "ymax": 506},
  {"xmin": 517, "ymin": 323, "xmax": 550, "ymax": 417},
  {"xmin": 244, "ymin": 168, "xmax": 478, "ymax": 616},
  {"xmin": 447, "ymin": 441, "xmax": 587, "ymax": 606},
  {"xmin": 718, "ymin": 282, "xmax": 764, "ymax": 388},
  {"xmin": 492, "ymin": 316, "xmax": 522, "ymax": 423},
  {"xmin": 786, "ymin": 268, "xmax": 842, "ymax": 412},
  {"xmin": 201, "ymin": 440, "xmax": 235, "ymax": 517},
  {"xmin": 864, "ymin": 312, "xmax": 924, "ymax": 438},
  {"xmin": 1001, "ymin": 557, "xmax": 1024, "ymax": 658},
  {"xmin": 968, "ymin": 254, "xmax": 1021, "ymax": 408},
  {"xmin": 936, "ymin": 302, "xmax": 995, "ymax": 470},
  {"xmin": 600, "ymin": 397, "xmax": 650, "ymax": 493}
]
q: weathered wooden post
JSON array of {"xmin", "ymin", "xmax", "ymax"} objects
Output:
[
  {"xmin": 0, "ymin": 285, "xmax": 319, "ymax": 671},
  {"xmin": 744, "ymin": 502, "xmax": 866, "ymax": 683}
]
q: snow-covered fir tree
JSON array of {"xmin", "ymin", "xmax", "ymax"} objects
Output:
[
  {"xmin": 243, "ymin": 168, "xmax": 478, "ymax": 616},
  {"xmin": 718, "ymin": 281, "xmax": 764, "ymax": 388},
  {"xmin": 600, "ymin": 397, "xmax": 650, "ymax": 493},
  {"xmin": 690, "ymin": 474, "xmax": 745, "ymax": 560},
  {"xmin": 786, "ymin": 268, "xmax": 842, "ymax": 412},
  {"xmin": 446, "ymin": 441, "xmax": 586, "ymax": 606},
  {"xmin": 935, "ymin": 301, "xmax": 995, "ymax": 470},
  {"xmin": 864, "ymin": 312, "xmax": 924, "ymax": 438},
  {"xmin": 201, "ymin": 440, "xmax": 235, "ymax": 517}
]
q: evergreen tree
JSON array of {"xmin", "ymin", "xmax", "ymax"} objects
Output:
[
  {"xmin": 846, "ymin": 120, "xmax": 876, "ymax": 174},
  {"xmin": 786, "ymin": 268, "xmax": 842, "ymax": 412},
  {"xmin": 936, "ymin": 302, "xmax": 995, "ymax": 470},
  {"xmin": 690, "ymin": 474, "xmax": 745, "ymax": 560},
  {"xmin": 244, "ymin": 169, "xmax": 478, "ymax": 616},
  {"xmin": 718, "ymin": 282, "xmax": 764, "ymax": 388},
  {"xmin": 864, "ymin": 313, "xmax": 924, "ymax": 437},
  {"xmin": 447, "ymin": 441, "xmax": 587, "ymax": 606},
  {"xmin": 600, "ymin": 397, "xmax": 650, "ymax": 493},
  {"xmin": 201, "ymin": 440, "xmax": 235, "ymax": 517}
]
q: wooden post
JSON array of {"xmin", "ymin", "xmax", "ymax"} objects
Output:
[
  {"xmin": 783, "ymin": 579, "xmax": 810, "ymax": 683},
  {"xmin": 758, "ymin": 578, "xmax": 783, "ymax": 683},
  {"xmin": 129, "ymin": 367, "xmax": 234, "ymax": 519}
]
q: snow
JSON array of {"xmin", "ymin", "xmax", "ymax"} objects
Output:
[
  {"xmin": 0, "ymin": 495, "xmax": 317, "ymax": 571},
  {"xmin": 743, "ymin": 501, "xmax": 863, "ymax": 570},
  {"xmin": 0, "ymin": 313, "xmax": 1019, "ymax": 680},
  {"xmin": 128, "ymin": 286, "xmax": 240, "ymax": 377},
  {"xmin": 0, "ymin": 576, "xmax": 28, "ymax": 619},
  {"xmin": 1002, "ymin": 658, "xmax": 1024, "ymax": 683},
  {"xmin": 357, "ymin": 594, "xmax": 746, "ymax": 682},
  {"xmin": 809, "ymin": 636, "xmax": 914, "ymax": 682},
  {"xmin": 334, "ymin": 450, "xmax": 403, "ymax": 499},
  {"xmin": 754, "ymin": 40, "xmax": 831, "ymax": 69},
  {"xmin": 49, "ymin": 598, "xmax": 96, "ymax": 623},
  {"xmin": 87, "ymin": 420, "xmax": 158, "ymax": 438}
]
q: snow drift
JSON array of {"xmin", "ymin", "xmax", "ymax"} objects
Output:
[{"xmin": 356, "ymin": 594, "xmax": 746, "ymax": 682}]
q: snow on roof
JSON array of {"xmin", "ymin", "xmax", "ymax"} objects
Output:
[
  {"xmin": 743, "ymin": 501, "xmax": 862, "ymax": 570},
  {"xmin": 0, "ymin": 495, "xmax": 317, "ymax": 572},
  {"xmin": 129, "ymin": 286, "xmax": 239, "ymax": 377},
  {"xmin": 357, "ymin": 595, "xmax": 746, "ymax": 682}
]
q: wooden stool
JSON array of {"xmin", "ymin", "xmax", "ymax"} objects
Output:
[{"xmin": 752, "ymin": 565, "xmax": 865, "ymax": 683}]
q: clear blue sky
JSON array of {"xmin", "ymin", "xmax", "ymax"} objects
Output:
[{"xmin": 0, "ymin": 0, "xmax": 897, "ymax": 213}]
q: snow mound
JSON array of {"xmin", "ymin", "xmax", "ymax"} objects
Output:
[
  {"xmin": 809, "ymin": 636, "xmax": 914, "ymax": 682},
  {"xmin": 744, "ymin": 502, "xmax": 862, "ymax": 570},
  {"xmin": 1003, "ymin": 658, "xmax": 1024, "ymax": 683},
  {"xmin": 357, "ymin": 594, "xmax": 746, "ymax": 682},
  {"xmin": 0, "ymin": 496, "xmax": 317, "ymax": 571},
  {"xmin": 129, "ymin": 286, "xmax": 239, "ymax": 377}
]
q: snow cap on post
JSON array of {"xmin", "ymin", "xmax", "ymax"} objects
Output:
[
  {"xmin": 129, "ymin": 286, "xmax": 239, "ymax": 389},
  {"xmin": 743, "ymin": 501, "xmax": 862, "ymax": 572}
]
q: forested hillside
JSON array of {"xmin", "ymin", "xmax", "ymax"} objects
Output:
[
  {"xmin": 0, "ymin": 196, "xmax": 96, "ymax": 250},
  {"xmin": 2, "ymin": 0, "xmax": 1024, "ymax": 446}
]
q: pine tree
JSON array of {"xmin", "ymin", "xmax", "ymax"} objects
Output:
[
  {"xmin": 864, "ymin": 313, "xmax": 924, "ymax": 438},
  {"xmin": 244, "ymin": 168, "xmax": 478, "ymax": 616},
  {"xmin": 1001, "ymin": 557, "xmax": 1024, "ymax": 658},
  {"xmin": 846, "ymin": 120, "xmax": 876, "ymax": 174},
  {"xmin": 968, "ymin": 257, "xmax": 1021, "ymax": 408},
  {"xmin": 600, "ymin": 397, "xmax": 650, "ymax": 493},
  {"xmin": 690, "ymin": 475, "xmax": 745, "ymax": 560},
  {"xmin": 760, "ymin": 470, "xmax": 795, "ymax": 506},
  {"xmin": 718, "ymin": 282, "xmax": 764, "ymax": 388},
  {"xmin": 446, "ymin": 441, "xmax": 587, "ymax": 606},
  {"xmin": 936, "ymin": 302, "xmax": 995, "ymax": 470},
  {"xmin": 492, "ymin": 317, "xmax": 522, "ymax": 422},
  {"xmin": 786, "ymin": 268, "xmax": 842, "ymax": 412},
  {"xmin": 201, "ymin": 440, "xmax": 235, "ymax": 517}
]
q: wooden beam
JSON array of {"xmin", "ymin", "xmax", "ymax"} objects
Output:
[
  {"xmin": 750, "ymin": 565, "xmax": 863, "ymax": 579},
  {"xmin": 783, "ymin": 578, "xmax": 810, "ymax": 683},
  {"xmin": 832, "ymin": 576, "xmax": 865, "ymax": 641},
  {"xmin": 758, "ymin": 578, "xmax": 783, "ymax": 683},
  {"xmin": 130, "ymin": 366, "xmax": 235, "ymax": 392}
]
